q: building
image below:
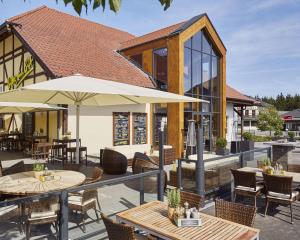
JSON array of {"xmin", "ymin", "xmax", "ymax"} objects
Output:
[
  {"xmin": 0, "ymin": 6, "xmax": 227, "ymax": 158},
  {"xmin": 225, "ymin": 85, "xmax": 256, "ymax": 143},
  {"xmin": 281, "ymin": 109, "xmax": 300, "ymax": 132}
]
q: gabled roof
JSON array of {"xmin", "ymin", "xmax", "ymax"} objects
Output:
[
  {"xmin": 226, "ymin": 85, "xmax": 256, "ymax": 105},
  {"xmin": 281, "ymin": 109, "xmax": 300, "ymax": 119},
  {"xmin": 5, "ymin": 6, "xmax": 154, "ymax": 88},
  {"xmin": 119, "ymin": 13, "xmax": 225, "ymax": 51}
]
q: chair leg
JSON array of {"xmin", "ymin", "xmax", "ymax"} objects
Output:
[
  {"xmin": 94, "ymin": 207, "xmax": 99, "ymax": 223},
  {"xmin": 254, "ymin": 196, "xmax": 257, "ymax": 209},
  {"xmin": 82, "ymin": 212, "xmax": 86, "ymax": 233},
  {"xmin": 26, "ymin": 223, "xmax": 31, "ymax": 240},
  {"xmin": 290, "ymin": 203, "xmax": 294, "ymax": 224},
  {"xmin": 264, "ymin": 199, "xmax": 269, "ymax": 216},
  {"xmin": 96, "ymin": 195, "xmax": 101, "ymax": 211},
  {"xmin": 233, "ymin": 192, "xmax": 236, "ymax": 203}
]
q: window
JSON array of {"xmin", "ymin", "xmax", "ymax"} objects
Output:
[
  {"xmin": 245, "ymin": 110, "xmax": 249, "ymax": 116},
  {"xmin": 183, "ymin": 29, "xmax": 221, "ymax": 150},
  {"xmin": 130, "ymin": 54, "xmax": 142, "ymax": 68},
  {"xmin": 252, "ymin": 110, "xmax": 256, "ymax": 116},
  {"xmin": 153, "ymin": 48, "xmax": 168, "ymax": 90}
]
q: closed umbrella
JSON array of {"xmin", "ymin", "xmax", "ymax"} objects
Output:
[{"xmin": 0, "ymin": 74, "xmax": 206, "ymax": 163}]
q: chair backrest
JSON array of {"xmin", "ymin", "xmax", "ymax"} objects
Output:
[
  {"xmin": 28, "ymin": 196, "xmax": 59, "ymax": 216},
  {"xmin": 92, "ymin": 167, "xmax": 103, "ymax": 182},
  {"xmin": 231, "ymin": 169, "xmax": 257, "ymax": 189},
  {"xmin": 262, "ymin": 173, "xmax": 293, "ymax": 196},
  {"xmin": 101, "ymin": 213, "xmax": 136, "ymax": 240},
  {"xmin": 215, "ymin": 199, "xmax": 256, "ymax": 227},
  {"xmin": 180, "ymin": 191, "xmax": 204, "ymax": 209},
  {"xmin": 82, "ymin": 189, "xmax": 98, "ymax": 203}
]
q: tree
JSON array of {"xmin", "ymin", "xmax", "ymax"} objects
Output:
[
  {"xmin": 257, "ymin": 106, "xmax": 284, "ymax": 136},
  {"xmin": 11, "ymin": 0, "xmax": 173, "ymax": 15}
]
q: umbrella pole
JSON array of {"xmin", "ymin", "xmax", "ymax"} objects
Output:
[{"xmin": 76, "ymin": 104, "xmax": 80, "ymax": 164}]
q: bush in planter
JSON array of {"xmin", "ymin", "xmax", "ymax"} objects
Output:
[
  {"xmin": 241, "ymin": 132, "xmax": 254, "ymax": 160},
  {"xmin": 288, "ymin": 131, "xmax": 296, "ymax": 142},
  {"xmin": 215, "ymin": 137, "xmax": 229, "ymax": 155},
  {"xmin": 242, "ymin": 132, "xmax": 253, "ymax": 141}
]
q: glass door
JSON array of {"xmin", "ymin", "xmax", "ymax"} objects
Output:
[{"xmin": 192, "ymin": 112, "xmax": 212, "ymax": 151}]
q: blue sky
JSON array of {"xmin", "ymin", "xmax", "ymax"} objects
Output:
[{"xmin": 0, "ymin": 0, "xmax": 299, "ymax": 97}]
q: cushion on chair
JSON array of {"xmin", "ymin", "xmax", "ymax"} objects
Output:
[
  {"xmin": 68, "ymin": 195, "xmax": 96, "ymax": 206},
  {"xmin": 268, "ymin": 191, "xmax": 299, "ymax": 200},
  {"xmin": 0, "ymin": 205, "xmax": 18, "ymax": 216},
  {"xmin": 30, "ymin": 211, "xmax": 57, "ymax": 219},
  {"xmin": 235, "ymin": 184, "xmax": 264, "ymax": 192}
]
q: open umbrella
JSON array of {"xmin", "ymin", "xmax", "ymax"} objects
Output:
[
  {"xmin": 0, "ymin": 102, "xmax": 64, "ymax": 113},
  {"xmin": 0, "ymin": 74, "xmax": 206, "ymax": 163}
]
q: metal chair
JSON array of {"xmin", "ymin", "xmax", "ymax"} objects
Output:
[
  {"xmin": 263, "ymin": 172, "xmax": 299, "ymax": 223},
  {"xmin": 231, "ymin": 169, "xmax": 264, "ymax": 208},
  {"xmin": 215, "ymin": 199, "xmax": 256, "ymax": 227}
]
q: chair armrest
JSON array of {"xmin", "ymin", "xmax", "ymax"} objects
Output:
[{"xmin": 68, "ymin": 192, "xmax": 83, "ymax": 197}]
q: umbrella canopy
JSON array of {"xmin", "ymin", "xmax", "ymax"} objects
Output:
[
  {"xmin": 0, "ymin": 74, "xmax": 206, "ymax": 163},
  {"xmin": 0, "ymin": 102, "xmax": 64, "ymax": 113}
]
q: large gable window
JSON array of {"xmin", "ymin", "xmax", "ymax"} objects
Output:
[
  {"xmin": 183, "ymin": 30, "xmax": 220, "ymax": 151},
  {"xmin": 153, "ymin": 48, "xmax": 168, "ymax": 90}
]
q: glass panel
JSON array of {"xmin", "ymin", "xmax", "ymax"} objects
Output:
[
  {"xmin": 184, "ymin": 48, "xmax": 192, "ymax": 95},
  {"xmin": 212, "ymin": 97, "xmax": 220, "ymax": 113},
  {"xmin": 200, "ymin": 115, "xmax": 211, "ymax": 151},
  {"xmin": 131, "ymin": 54, "xmax": 142, "ymax": 68},
  {"xmin": 211, "ymin": 56, "xmax": 219, "ymax": 97},
  {"xmin": 153, "ymin": 48, "xmax": 168, "ymax": 88},
  {"xmin": 212, "ymin": 47, "xmax": 217, "ymax": 56},
  {"xmin": 191, "ymin": 50, "xmax": 201, "ymax": 96},
  {"xmin": 192, "ymin": 31, "xmax": 202, "ymax": 51},
  {"xmin": 202, "ymin": 53, "xmax": 211, "ymax": 96},
  {"xmin": 201, "ymin": 98, "xmax": 210, "ymax": 112},
  {"xmin": 184, "ymin": 38, "xmax": 192, "ymax": 48},
  {"xmin": 212, "ymin": 113, "xmax": 220, "ymax": 139},
  {"xmin": 202, "ymin": 33, "xmax": 211, "ymax": 54}
]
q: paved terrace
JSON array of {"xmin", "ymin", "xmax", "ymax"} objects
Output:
[{"xmin": 0, "ymin": 148, "xmax": 300, "ymax": 240}]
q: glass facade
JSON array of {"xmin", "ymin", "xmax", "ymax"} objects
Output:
[
  {"xmin": 153, "ymin": 48, "xmax": 168, "ymax": 90},
  {"xmin": 184, "ymin": 30, "xmax": 221, "ymax": 151}
]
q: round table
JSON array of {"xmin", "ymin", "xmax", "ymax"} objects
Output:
[{"xmin": 0, "ymin": 170, "xmax": 86, "ymax": 195}]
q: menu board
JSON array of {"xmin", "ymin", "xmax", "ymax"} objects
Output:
[
  {"xmin": 113, "ymin": 112, "xmax": 130, "ymax": 146},
  {"xmin": 133, "ymin": 113, "xmax": 147, "ymax": 145}
]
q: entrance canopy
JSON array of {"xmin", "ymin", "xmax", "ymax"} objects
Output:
[{"xmin": 0, "ymin": 102, "xmax": 64, "ymax": 113}]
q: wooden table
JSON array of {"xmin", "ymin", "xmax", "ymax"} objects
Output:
[
  {"xmin": 0, "ymin": 170, "xmax": 86, "ymax": 195},
  {"xmin": 238, "ymin": 167, "xmax": 300, "ymax": 184},
  {"xmin": 116, "ymin": 201, "xmax": 260, "ymax": 240}
]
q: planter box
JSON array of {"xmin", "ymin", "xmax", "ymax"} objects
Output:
[
  {"xmin": 240, "ymin": 140, "xmax": 254, "ymax": 161},
  {"xmin": 230, "ymin": 141, "xmax": 240, "ymax": 153},
  {"xmin": 215, "ymin": 149, "xmax": 229, "ymax": 156}
]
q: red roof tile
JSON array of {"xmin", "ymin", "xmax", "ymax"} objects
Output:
[
  {"xmin": 7, "ymin": 6, "xmax": 154, "ymax": 88},
  {"xmin": 226, "ymin": 85, "xmax": 255, "ymax": 104},
  {"xmin": 119, "ymin": 22, "xmax": 185, "ymax": 50}
]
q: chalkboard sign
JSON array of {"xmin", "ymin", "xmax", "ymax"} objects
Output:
[
  {"xmin": 133, "ymin": 113, "xmax": 147, "ymax": 145},
  {"xmin": 113, "ymin": 112, "xmax": 130, "ymax": 146}
]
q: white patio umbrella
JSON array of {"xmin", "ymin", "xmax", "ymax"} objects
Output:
[
  {"xmin": 0, "ymin": 74, "xmax": 206, "ymax": 163},
  {"xmin": 0, "ymin": 102, "xmax": 64, "ymax": 113}
]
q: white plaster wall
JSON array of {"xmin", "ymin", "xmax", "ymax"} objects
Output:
[
  {"xmin": 68, "ymin": 104, "xmax": 151, "ymax": 158},
  {"xmin": 226, "ymin": 103, "xmax": 238, "ymax": 143}
]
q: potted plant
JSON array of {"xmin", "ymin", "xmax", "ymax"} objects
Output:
[
  {"xmin": 215, "ymin": 137, "xmax": 229, "ymax": 156},
  {"xmin": 33, "ymin": 162, "xmax": 45, "ymax": 179},
  {"xmin": 288, "ymin": 131, "xmax": 295, "ymax": 142},
  {"xmin": 167, "ymin": 188, "xmax": 181, "ymax": 220},
  {"xmin": 240, "ymin": 132, "xmax": 254, "ymax": 160},
  {"xmin": 261, "ymin": 158, "xmax": 271, "ymax": 172}
]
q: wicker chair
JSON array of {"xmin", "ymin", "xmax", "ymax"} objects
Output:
[
  {"xmin": 84, "ymin": 167, "xmax": 103, "ymax": 184},
  {"xmin": 263, "ymin": 173, "xmax": 299, "ymax": 223},
  {"xmin": 231, "ymin": 169, "xmax": 264, "ymax": 208},
  {"xmin": 102, "ymin": 149, "xmax": 128, "ymax": 175},
  {"xmin": 101, "ymin": 213, "xmax": 155, "ymax": 240},
  {"xmin": 180, "ymin": 191, "xmax": 204, "ymax": 209},
  {"xmin": 215, "ymin": 199, "xmax": 256, "ymax": 227},
  {"xmin": 0, "ymin": 204, "xmax": 23, "ymax": 234},
  {"xmin": 132, "ymin": 152, "xmax": 157, "ymax": 175},
  {"xmin": 26, "ymin": 196, "xmax": 59, "ymax": 240},
  {"xmin": 68, "ymin": 189, "xmax": 100, "ymax": 232}
]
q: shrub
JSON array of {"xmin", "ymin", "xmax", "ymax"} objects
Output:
[
  {"xmin": 288, "ymin": 131, "xmax": 295, "ymax": 139},
  {"xmin": 216, "ymin": 137, "xmax": 227, "ymax": 149},
  {"xmin": 167, "ymin": 188, "xmax": 181, "ymax": 208},
  {"xmin": 274, "ymin": 130, "xmax": 283, "ymax": 137},
  {"xmin": 252, "ymin": 135, "xmax": 272, "ymax": 142},
  {"xmin": 242, "ymin": 132, "xmax": 253, "ymax": 141}
]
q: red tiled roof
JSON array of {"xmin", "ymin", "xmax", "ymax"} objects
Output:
[
  {"xmin": 226, "ymin": 85, "xmax": 255, "ymax": 104},
  {"xmin": 119, "ymin": 22, "xmax": 185, "ymax": 50},
  {"xmin": 7, "ymin": 6, "xmax": 154, "ymax": 88}
]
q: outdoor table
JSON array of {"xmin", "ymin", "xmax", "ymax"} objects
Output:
[
  {"xmin": 238, "ymin": 167, "xmax": 300, "ymax": 184},
  {"xmin": 0, "ymin": 170, "xmax": 86, "ymax": 195},
  {"xmin": 116, "ymin": 201, "xmax": 260, "ymax": 240}
]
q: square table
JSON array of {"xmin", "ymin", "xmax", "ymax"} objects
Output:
[{"xmin": 116, "ymin": 201, "xmax": 260, "ymax": 240}]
